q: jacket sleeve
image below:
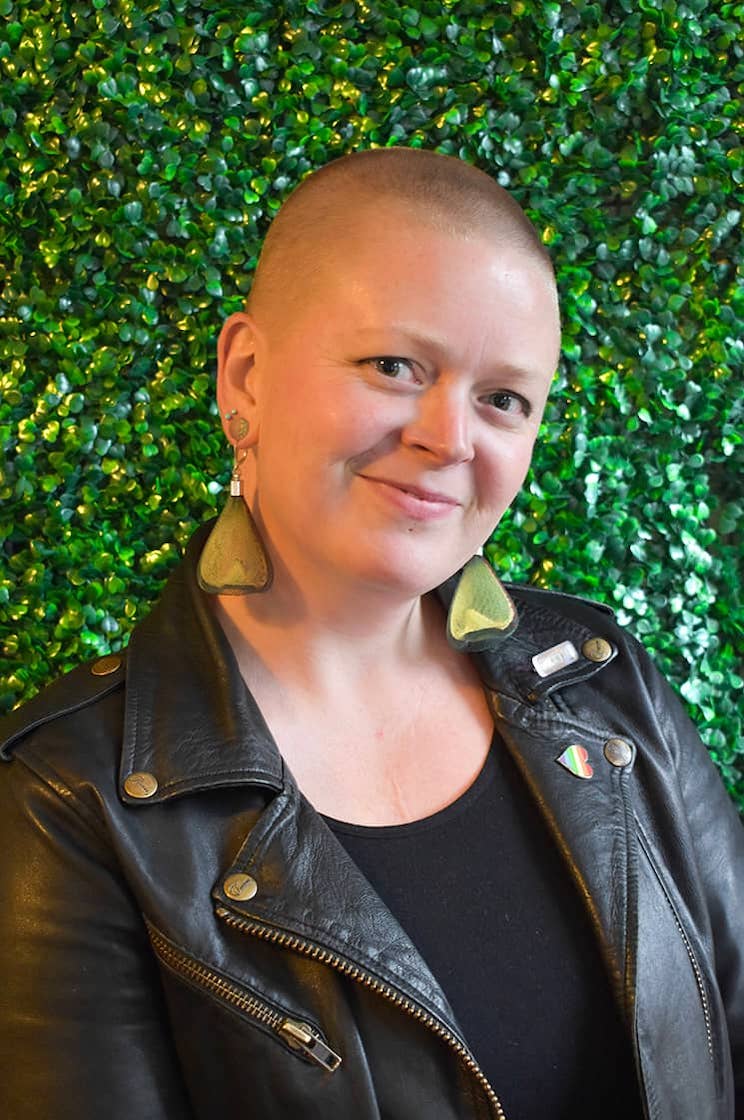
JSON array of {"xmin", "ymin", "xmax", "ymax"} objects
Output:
[
  {"xmin": 643, "ymin": 653, "xmax": 744, "ymax": 1113},
  {"xmin": 0, "ymin": 750, "xmax": 196, "ymax": 1120}
]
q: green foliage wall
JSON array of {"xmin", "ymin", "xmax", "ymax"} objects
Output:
[{"xmin": 0, "ymin": 0, "xmax": 742, "ymax": 810}]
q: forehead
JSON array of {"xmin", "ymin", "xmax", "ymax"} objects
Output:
[
  {"xmin": 250, "ymin": 185, "xmax": 556, "ymax": 336},
  {"xmin": 309, "ymin": 212, "xmax": 558, "ymax": 328},
  {"xmin": 261, "ymin": 216, "xmax": 560, "ymax": 382}
]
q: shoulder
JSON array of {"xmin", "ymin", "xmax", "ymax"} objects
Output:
[
  {"xmin": 505, "ymin": 582, "xmax": 650, "ymax": 670},
  {"xmin": 506, "ymin": 582, "xmax": 616, "ymax": 625},
  {"xmin": 501, "ymin": 580, "xmax": 642, "ymax": 668},
  {"xmin": 503, "ymin": 584, "xmax": 711, "ymax": 773},
  {"xmin": 0, "ymin": 653, "xmax": 127, "ymax": 786}
]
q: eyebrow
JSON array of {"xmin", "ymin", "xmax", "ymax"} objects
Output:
[{"xmin": 353, "ymin": 324, "xmax": 541, "ymax": 383}]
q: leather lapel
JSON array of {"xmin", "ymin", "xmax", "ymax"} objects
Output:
[
  {"xmin": 214, "ymin": 774, "xmax": 467, "ymax": 1043},
  {"xmin": 487, "ymin": 687, "xmax": 637, "ymax": 1021},
  {"xmin": 119, "ymin": 522, "xmax": 284, "ymax": 803}
]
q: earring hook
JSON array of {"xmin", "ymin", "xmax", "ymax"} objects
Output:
[{"xmin": 230, "ymin": 446, "xmax": 248, "ymax": 495}]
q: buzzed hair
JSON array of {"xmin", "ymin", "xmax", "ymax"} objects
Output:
[{"xmin": 246, "ymin": 147, "xmax": 554, "ymax": 324}]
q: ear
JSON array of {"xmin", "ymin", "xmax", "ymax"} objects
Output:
[{"xmin": 216, "ymin": 311, "xmax": 263, "ymax": 446}]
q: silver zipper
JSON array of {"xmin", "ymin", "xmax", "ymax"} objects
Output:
[
  {"xmin": 216, "ymin": 905, "xmax": 507, "ymax": 1119},
  {"xmin": 277, "ymin": 1018, "xmax": 342, "ymax": 1070},
  {"xmin": 148, "ymin": 925, "xmax": 342, "ymax": 1072}
]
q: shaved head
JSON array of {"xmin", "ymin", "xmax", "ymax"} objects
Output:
[{"xmin": 246, "ymin": 147, "xmax": 554, "ymax": 328}]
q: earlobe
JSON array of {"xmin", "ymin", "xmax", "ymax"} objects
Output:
[{"xmin": 216, "ymin": 312, "xmax": 261, "ymax": 445}]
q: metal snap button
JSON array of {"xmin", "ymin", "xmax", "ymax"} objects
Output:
[
  {"xmin": 582, "ymin": 637, "xmax": 612, "ymax": 663},
  {"xmin": 223, "ymin": 873, "xmax": 258, "ymax": 901},
  {"xmin": 91, "ymin": 654, "xmax": 122, "ymax": 676},
  {"xmin": 604, "ymin": 738, "xmax": 633, "ymax": 767},
  {"xmin": 123, "ymin": 771, "xmax": 159, "ymax": 799}
]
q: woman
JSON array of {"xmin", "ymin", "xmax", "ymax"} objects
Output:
[{"xmin": 1, "ymin": 148, "xmax": 742, "ymax": 1120}]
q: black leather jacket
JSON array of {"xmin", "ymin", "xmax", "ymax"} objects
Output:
[{"xmin": 1, "ymin": 526, "xmax": 742, "ymax": 1120}]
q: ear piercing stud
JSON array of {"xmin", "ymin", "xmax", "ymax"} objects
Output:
[{"xmin": 223, "ymin": 409, "xmax": 248, "ymax": 441}]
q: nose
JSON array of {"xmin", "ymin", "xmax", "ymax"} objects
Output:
[{"xmin": 400, "ymin": 381, "xmax": 474, "ymax": 465}]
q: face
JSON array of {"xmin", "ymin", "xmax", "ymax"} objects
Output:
[{"xmin": 221, "ymin": 213, "xmax": 560, "ymax": 599}]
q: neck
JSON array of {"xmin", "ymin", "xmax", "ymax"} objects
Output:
[
  {"xmin": 211, "ymin": 564, "xmax": 448, "ymax": 700},
  {"xmin": 207, "ymin": 483, "xmax": 458, "ymax": 698}
]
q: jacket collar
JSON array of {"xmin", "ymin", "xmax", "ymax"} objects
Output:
[{"xmin": 120, "ymin": 522, "xmax": 284, "ymax": 803}]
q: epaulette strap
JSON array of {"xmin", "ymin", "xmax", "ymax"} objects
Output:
[
  {"xmin": 0, "ymin": 653, "xmax": 126, "ymax": 762},
  {"xmin": 506, "ymin": 584, "xmax": 615, "ymax": 617}
]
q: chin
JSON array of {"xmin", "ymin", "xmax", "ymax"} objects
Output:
[{"xmin": 346, "ymin": 538, "xmax": 467, "ymax": 598}]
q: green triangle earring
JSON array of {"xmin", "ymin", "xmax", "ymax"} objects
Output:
[
  {"xmin": 196, "ymin": 413, "xmax": 273, "ymax": 595},
  {"xmin": 446, "ymin": 555, "xmax": 518, "ymax": 652}
]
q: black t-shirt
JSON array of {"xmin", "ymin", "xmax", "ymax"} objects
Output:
[{"xmin": 324, "ymin": 735, "xmax": 643, "ymax": 1119}]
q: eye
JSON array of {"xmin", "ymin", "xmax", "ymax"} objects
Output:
[
  {"xmin": 484, "ymin": 390, "xmax": 532, "ymax": 418},
  {"xmin": 365, "ymin": 356, "xmax": 419, "ymax": 382}
]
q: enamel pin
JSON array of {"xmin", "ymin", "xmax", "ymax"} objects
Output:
[
  {"xmin": 532, "ymin": 640, "xmax": 579, "ymax": 678},
  {"xmin": 556, "ymin": 744, "xmax": 594, "ymax": 780}
]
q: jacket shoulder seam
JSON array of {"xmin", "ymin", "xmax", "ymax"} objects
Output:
[
  {"xmin": 9, "ymin": 746, "xmax": 116, "ymax": 849},
  {"xmin": 0, "ymin": 656, "xmax": 126, "ymax": 762}
]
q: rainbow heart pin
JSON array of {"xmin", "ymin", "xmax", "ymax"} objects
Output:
[{"xmin": 556, "ymin": 744, "xmax": 594, "ymax": 780}]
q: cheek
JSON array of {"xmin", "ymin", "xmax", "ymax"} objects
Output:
[
  {"xmin": 311, "ymin": 392, "xmax": 399, "ymax": 464},
  {"xmin": 477, "ymin": 436, "xmax": 536, "ymax": 508},
  {"xmin": 258, "ymin": 383, "xmax": 321, "ymax": 458},
  {"xmin": 259, "ymin": 397, "xmax": 379, "ymax": 484}
]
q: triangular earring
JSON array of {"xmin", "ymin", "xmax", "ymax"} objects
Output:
[
  {"xmin": 197, "ymin": 422, "xmax": 273, "ymax": 595},
  {"xmin": 446, "ymin": 556, "xmax": 518, "ymax": 651}
]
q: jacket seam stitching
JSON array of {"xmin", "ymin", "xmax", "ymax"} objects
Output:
[
  {"xmin": 1, "ymin": 675, "xmax": 123, "ymax": 760},
  {"xmin": 636, "ymin": 823, "xmax": 716, "ymax": 1068},
  {"xmin": 10, "ymin": 747, "xmax": 115, "ymax": 848}
]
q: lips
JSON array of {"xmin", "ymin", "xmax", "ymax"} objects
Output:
[{"xmin": 362, "ymin": 476, "xmax": 461, "ymax": 506}]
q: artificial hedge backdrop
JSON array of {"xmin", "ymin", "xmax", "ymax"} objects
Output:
[{"xmin": 1, "ymin": 0, "xmax": 742, "ymax": 811}]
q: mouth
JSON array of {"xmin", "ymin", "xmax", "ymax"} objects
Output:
[{"xmin": 361, "ymin": 476, "xmax": 461, "ymax": 505}]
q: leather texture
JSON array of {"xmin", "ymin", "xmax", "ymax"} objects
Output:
[{"xmin": 1, "ymin": 523, "xmax": 742, "ymax": 1120}]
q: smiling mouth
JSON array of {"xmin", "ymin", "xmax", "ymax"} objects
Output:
[{"xmin": 361, "ymin": 476, "xmax": 461, "ymax": 506}]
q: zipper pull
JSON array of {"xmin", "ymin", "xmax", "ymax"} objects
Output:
[{"xmin": 278, "ymin": 1018, "xmax": 343, "ymax": 1072}]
